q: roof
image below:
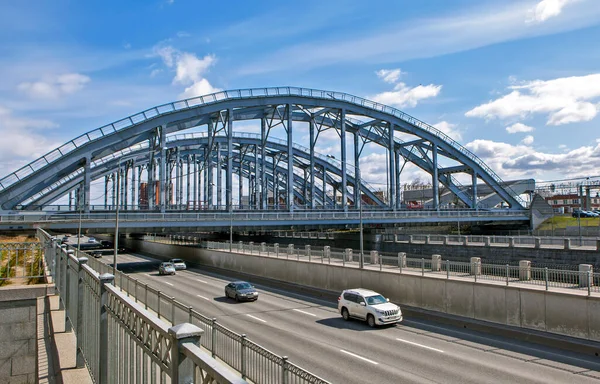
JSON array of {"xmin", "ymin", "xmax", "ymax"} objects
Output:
[{"xmin": 343, "ymin": 288, "xmax": 381, "ymax": 296}]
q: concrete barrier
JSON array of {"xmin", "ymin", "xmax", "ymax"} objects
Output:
[
  {"xmin": 579, "ymin": 264, "xmax": 593, "ymax": 288},
  {"xmin": 305, "ymin": 245, "xmax": 311, "ymax": 257},
  {"xmin": 470, "ymin": 257, "xmax": 481, "ymax": 275},
  {"xmin": 398, "ymin": 252, "xmax": 407, "ymax": 268},
  {"xmin": 370, "ymin": 250, "xmax": 379, "ymax": 265},
  {"xmin": 345, "ymin": 248, "xmax": 353, "ymax": 262}
]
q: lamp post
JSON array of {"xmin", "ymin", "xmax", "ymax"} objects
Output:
[
  {"xmin": 113, "ymin": 166, "xmax": 121, "ymax": 276},
  {"xmin": 76, "ymin": 189, "xmax": 83, "ymax": 253}
]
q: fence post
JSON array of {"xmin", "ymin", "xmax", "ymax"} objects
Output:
[
  {"xmin": 99, "ymin": 273, "xmax": 115, "ymax": 384},
  {"xmin": 421, "ymin": 258, "xmax": 425, "ymax": 276},
  {"xmin": 211, "ymin": 318, "xmax": 217, "ymax": 357},
  {"xmin": 506, "ymin": 264, "xmax": 509, "ymax": 286},
  {"xmin": 168, "ymin": 323, "xmax": 204, "ymax": 384},
  {"xmin": 281, "ymin": 356, "xmax": 289, "ymax": 384},
  {"xmin": 398, "ymin": 252, "xmax": 406, "ymax": 273},
  {"xmin": 171, "ymin": 296, "xmax": 176, "ymax": 324},
  {"xmin": 519, "ymin": 260, "xmax": 531, "ymax": 281},
  {"xmin": 241, "ymin": 334, "xmax": 247, "ymax": 380},
  {"xmin": 545, "ymin": 267, "xmax": 549, "ymax": 290},
  {"xmin": 144, "ymin": 283, "xmax": 148, "ymax": 310},
  {"xmin": 431, "ymin": 254, "xmax": 441, "ymax": 272},
  {"xmin": 64, "ymin": 252, "xmax": 74, "ymax": 333},
  {"xmin": 157, "ymin": 291, "xmax": 162, "ymax": 319},
  {"xmin": 589, "ymin": 271, "xmax": 592, "ymax": 296},
  {"xmin": 274, "ymin": 243, "xmax": 279, "ymax": 257},
  {"xmin": 447, "ymin": 260, "xmax": 450, "ymax": 279},
  {"xmin": 188, "ymin": 306, "xmax": 193, "ymax": 323},
  {"xmin": 380, "ymin": 254, "xmax": 382, "ymax": 271},
  {"xmin": 76, "ymin": 256, "xmax": 88, "ymax": 368}
]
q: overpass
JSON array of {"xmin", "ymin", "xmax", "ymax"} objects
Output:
[{"xmin": 0, "ymin": 87, "xmax": 530, "ymax": 230}]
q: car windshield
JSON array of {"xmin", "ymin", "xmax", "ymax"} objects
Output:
[
  {"xmin": 236, "ymin": 282, "xmax": 252, "ymax": 290},
  {"xmin": 162, "ymin": 263, "xmax": 174, "ymax": 267},
  {"xmin": 365, "ymin": 295, "xmax": 387, "ymax": 305},
  {"xmin": 171, "ymin": 259, "xmax": 183, "ymax": 263}
]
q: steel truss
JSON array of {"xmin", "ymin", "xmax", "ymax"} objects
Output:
[{"xmin": 0, "ymin": 87, "xmax": 526, "ymax": 213}]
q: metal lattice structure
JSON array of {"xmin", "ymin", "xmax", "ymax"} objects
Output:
[{"xmin": 0, "ymin": 87, "xmax": 526, "ymax": 215}]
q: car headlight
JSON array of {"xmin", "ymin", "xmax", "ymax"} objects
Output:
[{"xmin": 375, "ymin": 309, "xmax": 385, "ymax": 315}]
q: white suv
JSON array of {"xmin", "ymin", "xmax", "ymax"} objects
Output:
[{"xmin": 338, "ymin": 288, "xmax": 402, "ymax": 327}]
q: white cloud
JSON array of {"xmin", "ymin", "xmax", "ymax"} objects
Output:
[
  {"xmin": 371, "ymin": 82, "xmax": 442, "ymax": 108},
  {"xmin": 521, "ymin": 135, "xmax": 535, "ymax": 145},
  {"xmin": 238, "ymin": 1, "xmax": 600, "ymax": 75},
  {"xmin": 465, "ymin": 73, "xmax": 600, "ymax": 125},
  {"xmin": 433, "ymin": 121, "xmax": 462, "ymax": 141},
  {"xmin": 466, "ymin": 138, "xmax": 600, "ymax": 180},
  {"xmin": 376, "ymin": 69, "xmax": 404, "ymax": 84},
  {"xmin": 529, "ymin": 0, "xmax": 575, "ymax": 23},
  {"xmin": 180, "ymin": 78, "xmax": 220, "ymax": 99},
  {"xmin": 154, "ymin": 45, "xmax": 219, "ymax": 99},
  {"xmin": 0, "ymin": 106, "xmax": 59, "ymax": 175},
  {"xmin": 17, "ymin": 73, "xmax": 90, "ymax": 100},
  {"xmin": 506, "ymin": 122, "xmax": 535, "ymax": 133}
]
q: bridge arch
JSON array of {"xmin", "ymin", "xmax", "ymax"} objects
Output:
[{"xmin": 0, "ymin": 87, "xmax": 526, "ymax": 212}]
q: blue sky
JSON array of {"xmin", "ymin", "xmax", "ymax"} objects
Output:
[{"xmin": 1, "ymin": 0, "xmax": 600, "ymax": 189}]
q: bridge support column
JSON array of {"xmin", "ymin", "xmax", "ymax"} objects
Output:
[
  {"xmin": 340, "ymin": 108, "xmax": 347, "ymax": 212},
  {"xmin": 159, "ymin": 125, "xmax": 167, "ymax": 213},
  {"xmin": 596, "ymin": 239, "xmax": 600, "ymax": 251},
  {"xmin": 83, "ymin": 155, "xmax": 91, "ymax": 213},
  {"xmin": 472, "ymin": 172, "xmax": 478, "ymax": 210},
  {"xmin": 534, "ymin": 237, "xmax": 541, "ymax": 249},
  {"xmin": 519, "ymin": 260, "xmax": 531, "ymax": 281},
  {"xmin": 217, "ymin": 143, "xmax": 222, "ymax": 209},
  {"xmin": 388, "ymin": 122, "xmax": 396, "ymax": 211},
  {"xmin": 287, "ymin": 104, "xmax": 294, "ymax": 212},
  {"xmin": 354, "ymin": 132, "xmax": 361, "ymax": 211},
  {"xmin": 227, "ymin": 108, "xmax": 233, "ymax": 214},
  {"xmin": 310, "ymin": 118, "xmax": 316, "ymax": 209},
  {"xmin": 509, "ymin": 237, "xmax": 515, "ymax": 247},
  {"xmin": 564, "ymin": 238, "xmax": 571, "ymax": 250},
  {"xmin": 261, "ymin": 116, "xmax": 268, "ymax": 210}
]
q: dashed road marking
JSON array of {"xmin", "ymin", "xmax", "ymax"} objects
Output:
[
  {"xmin": 396, "ymin": 338, "xmax": 444, "ymax": 353},
  {"xmin": 196, "ymin": 279, "xmax": 209, "ymax": 283},
  {"xmin": 162, "ymin": 281, "xmax": 174, "ymax": 286},
  {"xmin": 339, "ymin": 349, "xmax": 378, "ymax": 365},
  {"xmin": 197, "ymin": 295, "xmax": 210, "ymax": 300},
  {"xmin": 246, "ymin": 314, "xmax": 267, "ymax": 323},
  {"xmin": 292, "ymin": 309, "xmax": 317, "ymax": 317}
]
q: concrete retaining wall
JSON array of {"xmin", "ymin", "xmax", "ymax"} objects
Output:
[
  {"xmin": 125, "ymin": 239, "xmax": 600, "ymax": 342},
  {"xmin": 0, "ymin": 285, "xmax": 53, "ymax": 383}
]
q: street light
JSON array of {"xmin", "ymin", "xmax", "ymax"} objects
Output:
[{"xmin": 113, "ymin": 166, "xmax": 121, "ymax": 276}]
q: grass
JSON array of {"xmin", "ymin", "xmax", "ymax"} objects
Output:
[
  {"xmin": 537, "ymin": 215, "xmax": 600, "ymax": 230},
  {"xmin": 0, "ymin": 235, "xmax": 43, "ymax": 286}
]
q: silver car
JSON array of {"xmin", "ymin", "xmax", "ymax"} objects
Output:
[
  {"xmin": 169, "ymin": 258, "xmax": 187, "ymax": 270},
  {"xmin": 224, "ymin": 281, "xmax": 259, "ymax": 302},
  {"xmin": 159, "ymin": 262, "xmax": 176, "ymax": 275}
]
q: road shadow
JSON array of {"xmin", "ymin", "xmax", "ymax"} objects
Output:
[{"xmin": 316, "ymin": 317, "xmax": 397, "ymax": 331}]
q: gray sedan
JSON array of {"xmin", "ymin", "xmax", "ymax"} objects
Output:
[{"xmin": 224, "ymin": 281, "xmax": 259, "ymax": 302}]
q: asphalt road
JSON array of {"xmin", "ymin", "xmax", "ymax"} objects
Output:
[{"xmin": 100, "ymin": 252, "xmax": 600, "ymax": 384}]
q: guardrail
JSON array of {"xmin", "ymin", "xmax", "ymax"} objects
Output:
[
  {"xmin": 38, "ymin": 229, "xmax": 330, "ymax": 384},
  {"xmin": 0, "ymin": 208, "xmax": 529, "ymax": 225},
  {"xmin": 38, "ymin": 229, "xmax": 247, "ymax": 384},
  {"xmin": 205, "ymin": 240, "xmax": 599, "ymax": 296}
]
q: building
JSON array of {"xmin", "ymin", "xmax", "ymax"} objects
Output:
[{"xmin": 544, "ymin": 193, "xmax": 600, "ymax": 214}]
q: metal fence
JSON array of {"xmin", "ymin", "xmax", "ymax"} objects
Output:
[
  {"xmin": 39, "ymin": 229, "xmax": 250, "ymax": 384},
  {"xmin": 39, "ymin": 230, "xmax": 330, "ymax": 384},
  {"xmin": 0, "ymin": 241, "xmax": 45, "ymax": 285},
  {"xmin": 205, "ymin": 240, "xmax": 599, "ymax": 295}
]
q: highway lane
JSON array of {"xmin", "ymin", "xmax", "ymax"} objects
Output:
[{"xmin": 101, "ymin": 252, "xmax": 600, "ymax": 384}]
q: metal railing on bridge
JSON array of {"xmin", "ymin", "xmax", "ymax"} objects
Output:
[{"xmin": 38, "ymin": 229, "xmax": 330, "ymax": 384}]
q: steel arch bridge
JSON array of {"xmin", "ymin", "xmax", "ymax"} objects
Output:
[{"xmin": 0, "ymin": 87, "xmax": 527, "ymax": 222}]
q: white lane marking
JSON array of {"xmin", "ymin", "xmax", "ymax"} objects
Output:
[
  {"xmin": 196, "ymin": 279, "xmax": 209, "ymax": 283},
  {"xmin": 162, "ymin": 281, "xmax": 174, "ymax": 286},
  {"xmin": 197, "ymin": 295, "xmax": 210, "ymax": 300},
  {"xmin": 292, "ymin": 309, "xmax": 317, "ymax": 317},
  {"xmin": 246, "ymin": 314, "xmax": 267, "ymax": 323},
  {"xmin": 339, "ymin": 349, "xmax": 378, "ymax": 365},
  {"xmin": 396, "ymin": 338, "xmax": 444, "ymax": 353}
]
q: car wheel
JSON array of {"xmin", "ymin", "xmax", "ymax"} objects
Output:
[
  {"xmin": 341, "ymin": 307, "xmax": 350, "ymax": 321},
  {"xmin": 235, "ymin": 294, "xmax": 240, "ymax": 302},
  {"xmin": 367, "ymin": 314, "xmax": 376, "ymax": 328}
]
